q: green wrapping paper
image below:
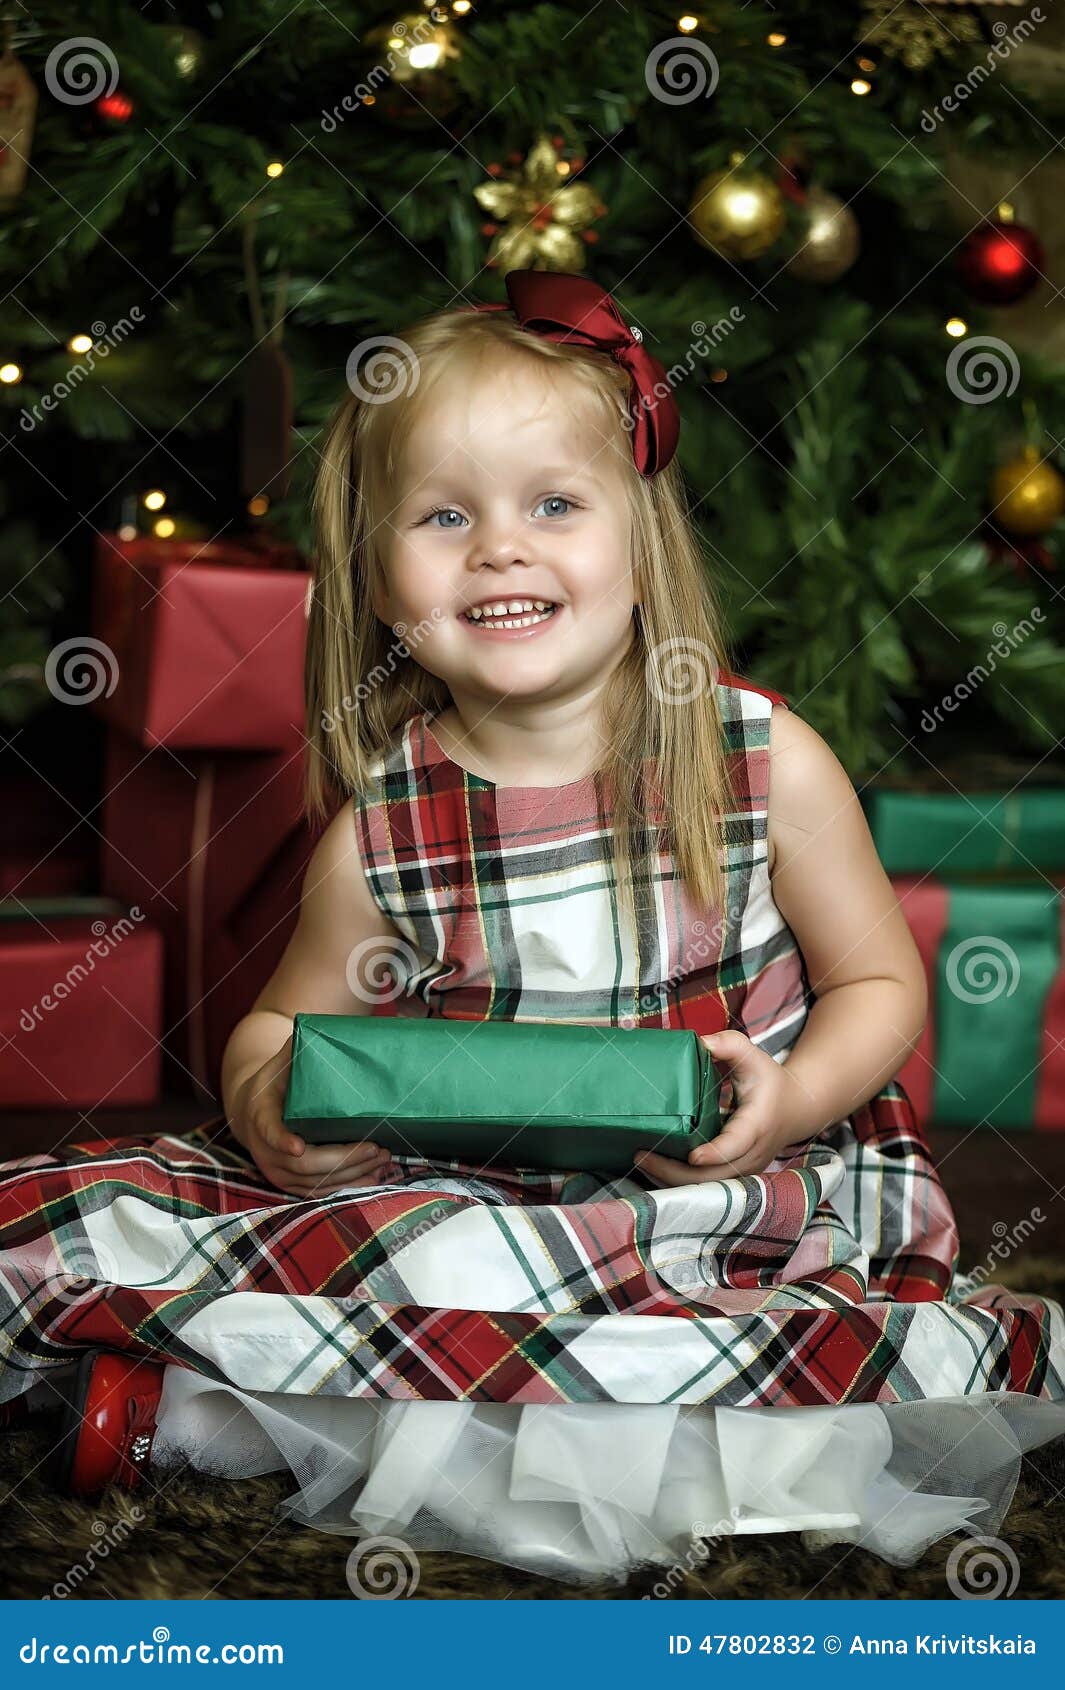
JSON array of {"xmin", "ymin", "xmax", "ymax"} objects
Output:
[
  {"xmin": 282, "ymin": 1013, "xmax": 722, "ymax": 1172},
  {"xmin": 866, "ymin": 787, "xmax": 1065, "ymax": 875}
]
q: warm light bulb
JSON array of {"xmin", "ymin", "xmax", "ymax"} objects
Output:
[
  {"xmin": 710, "ymin": 368, "xmax": 728, "ymax": 383},
  {"xmin": 117, "ymin": 524, "xmax": 137, "ymax": 541},
  {"xmin": 678, "ymin": 13, "xmax": 699, "ymax": 30},
  {"xmin": 946, "ymin": 317, "xmax": 968, "ymax": 338},
  {"xmin": 767, "ymin": 32, "xmax": 787, "ymax": 48},
  {"xmin": 453, "ymin": 0, "xmax": 471, "ymax": 11},
  {"xmin": 0, "ymin": 362, "xmax": 22, "ymax": 384},
  {"xmin": 153, "ymin": 517, "xmax": 176, "ymax": 538},
  {"xmin": 266, "ymin": 161, "xmax": 284, "ymax": 178},
  {"xmin": 997, "ymin": 201, "xmax": 1015, "ymax": 223},
  {"xmin": 247, "ymin": 495, "xmax": 270, "ymax": 517},
  {"xmin": 857, "ymin": 56, "xmax": 876, "ymax": 73},
  {"xmin": 850, "ymin": 78, "xmax": 872, "ymax": 96},
  {"xmin": 143, "ymin": 489, "xmax": 166, "ymax": 511},
  {"xmin": 408, "ymin": 43, "xmax": 443, "ymax": 68},
  {"xmin": 68, "ymin": 334, "xmax": 94, "ymax": 355}
]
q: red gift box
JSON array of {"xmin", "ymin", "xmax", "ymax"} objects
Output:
[
  {"xmin": 91, "ymin": 532, "xmax": 311, "ymax": 751},
  {"xmin": 0, "ymin": 901, "xmax": 163, "ymax": 1108},
  {"xmin": 101, "ymin": 727, "xmax": 323, "ymax": 1098},
  {"xmin": 893, "ymin": 874, "xmax": 1065, "ymax": 1132}
]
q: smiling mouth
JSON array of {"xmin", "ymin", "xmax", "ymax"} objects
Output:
[{"xmin": 462, "ymin": 600, "xmax": 559, "ymax": 629}]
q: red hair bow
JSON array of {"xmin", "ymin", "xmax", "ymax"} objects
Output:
[{"xmin": 466, "ymin": 270, "xmax": 680, "ymax": 477}]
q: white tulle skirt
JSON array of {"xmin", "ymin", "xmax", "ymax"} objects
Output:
[{"xmin": 149, "ymin": 1369, "xmax": 1065, "ymax": 1587}]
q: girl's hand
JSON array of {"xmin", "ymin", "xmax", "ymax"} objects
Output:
[
  {"xmin": 229, "ymin": 1034, "xmax": 396, "ymax": 1198},
  {"xmin": 633, "ymin": 1029, "xmax": 815, "ymax": 1186}
]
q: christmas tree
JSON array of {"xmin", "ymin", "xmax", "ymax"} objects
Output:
[{"xmin": 3, "ymin": 0, "xmax": 1065, "ymax": 783}]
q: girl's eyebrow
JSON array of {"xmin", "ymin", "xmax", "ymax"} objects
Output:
[{"xmin": 401, "ymin": 464, "xmax": 604, "ymax": 499}]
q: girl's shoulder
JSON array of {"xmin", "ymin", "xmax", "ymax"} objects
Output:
[{"xmin": 715, "ymin": 667, "xmax": 791, "ymax": 712}]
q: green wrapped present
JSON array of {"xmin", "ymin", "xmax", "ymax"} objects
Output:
[
  {"xmin": 866, "ymin": 788, "xmax": 1065, "ymax": 876},
  {"xmin": 282, "ymin": 1012, "xmax": 722, "ymax": 1173}
]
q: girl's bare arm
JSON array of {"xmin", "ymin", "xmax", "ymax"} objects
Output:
[
  {"xmin": 220, "ymin": 798, "xmax": 405, "ymax": 1182},
  {"xmin": 766, "ymin": 705, "xmax": 928, "ymax": 1142}
]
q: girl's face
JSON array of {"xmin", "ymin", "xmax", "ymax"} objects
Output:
[{"xmin": 374, "ymin": 358, "xmax": 637, "ymax": 709}]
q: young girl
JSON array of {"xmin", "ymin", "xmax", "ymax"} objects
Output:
[{"xmin": 2, "ymin": 271, "xmax": 1064, "ymax": 1588}]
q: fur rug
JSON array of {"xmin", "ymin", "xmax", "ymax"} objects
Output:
[{"xmin": 3, "ymin": 1257, "xmax": 1064, "ymax": 1602}]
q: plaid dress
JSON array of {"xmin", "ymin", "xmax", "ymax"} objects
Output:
[{"xmin": 0, "ymin": 673, "xmax": 1062, "ymax": 1414}]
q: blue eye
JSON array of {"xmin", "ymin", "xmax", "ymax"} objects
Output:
[
  {"xmin": 423, "ymin": 507, "xmax": 467, "ymax": 529},
  {"xmin": 419, "ymin": 495, "xmax": 577, "ymax": 528}
]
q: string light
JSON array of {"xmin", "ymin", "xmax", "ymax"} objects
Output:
[
  {"xmin": 767, "ymin": 32, "xmax": 787, "ymax": 48},
  {"xmin": 856, "ymin": 56, "xmax": 876, "ymax": 73},
  {"xmin": 710, "ymin": 368, "xmax": 728, "ymax": 383},
  {"xmin": 408, "ymin": 43, "xmax": 443, "ymax": 68},
  {"xmin": 998, "ymin": 201, "xmax": 1015, "ymax": 223},
  {"xmin": 247, "ymin": 495, "xmax": 270, "ymax": 517},
  {"xmin": 153, "ymin": 516, "xmax": 176, "ymax": 538},
  {"xmin": 266, "ymin": 161, "xmax": 284, "ymax": 178},
  {"xmin": 678, "ymin": 14, "xmax": 699, "ymax": 31},
  {"xmin": 68, "ymin": 334, "xmax": 93, "ymax": 354},
  {"xmin": 453, "ymin": 0, "xmax": 471, "ymax": 11},
  {"xmin": 143, "ymin": 489, "xmax": 166, "ymax": 511},
  {"xmin": 850, "ymin": 78, "xmax": 872, "ymax": 96},
  {"xmin": 946, "ymin": 317, "xmax": 968, "ymax": 338},
  {"xmin": 117, "ymin": 524, "xmax": 137, "ymax": 541},
  {"xmin": 0, "ymin": 362, "xmax": 22, "ymax": 384}
]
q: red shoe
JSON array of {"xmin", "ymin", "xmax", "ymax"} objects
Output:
[{"xmin": 51, "ymin": 1348, "xmax": 165, "ymax": 1498}]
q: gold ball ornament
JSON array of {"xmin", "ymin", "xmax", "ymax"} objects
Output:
[
  {"xmin": 785, "ymin": 185, "xmax": 861, "ymax": 283},
  {"xmin": 991, "ymin": 446, "xmax": 1065, "ymax": 538},
  {"xmin": 363, "ymin": 13, "xmax": 462, "ymax": 129},
  {"xmin": 687, "ymin": 167, "xmax": 785, "ymax": 262}
]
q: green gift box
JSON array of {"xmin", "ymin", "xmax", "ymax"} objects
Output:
[
  {"xmin": 282, "ymin": 1012, "xmax": 722, "ymax": 1173},
  {"xmin": 866, "ymin": 788, "xmax": 1065, "ymax": 876}
]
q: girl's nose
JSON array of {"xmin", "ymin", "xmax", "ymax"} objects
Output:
[{"xmin": 469, "ymin": 515, "xmax": 530, "ymax": 572}]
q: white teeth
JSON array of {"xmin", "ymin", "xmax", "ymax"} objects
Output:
[{"xmin": 466, "ymin": 599, "xmax": 555, "ymax": 621}]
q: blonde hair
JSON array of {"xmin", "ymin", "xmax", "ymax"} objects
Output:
[{"xmin": 305, "ymin": 303, "xmax": 735, "ymax": 932}]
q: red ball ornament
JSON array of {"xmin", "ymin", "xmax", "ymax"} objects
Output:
[
  {"xmin": 957, "ymin": 218, "xmax": 1045, "ymax": 306},
  {"xmin": 95, "ymin": 90, "xmax": 134, "ymax": 124}
]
